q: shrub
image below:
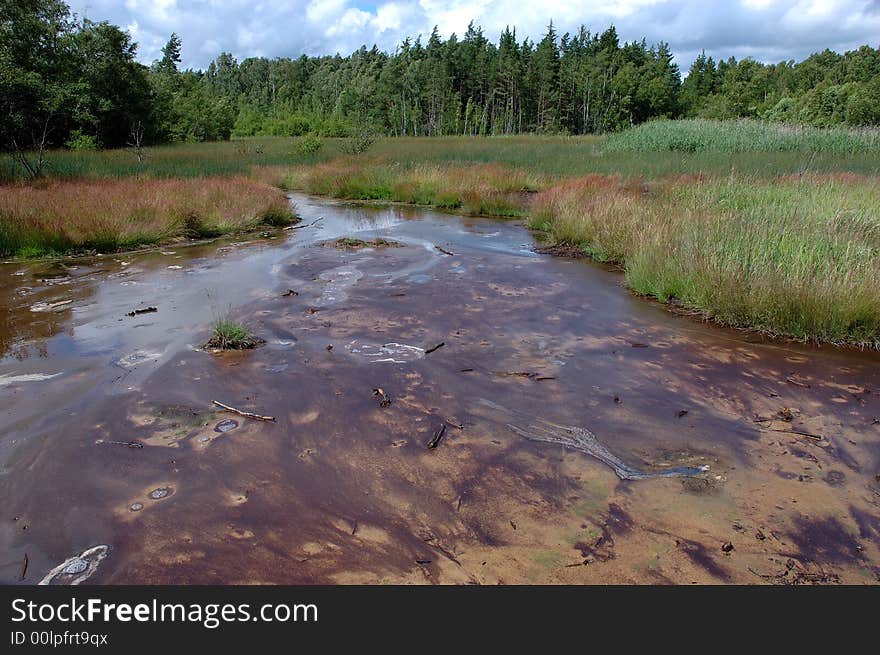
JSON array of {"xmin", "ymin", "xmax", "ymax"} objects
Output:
[{"xmin": 65, "ymin": 130, "xmax": 99, "ymax": 151}]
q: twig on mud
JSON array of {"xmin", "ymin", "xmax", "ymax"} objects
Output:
[
  {"xmin": 427, "ymin": 424, "xmax": 446, "ymax": 449},
  {"xmin": 284, "ymin": 217, "xmax": 324, "ymax": 231},
  {"xmin": 19, "ymin": 553, "xmax": 28, "ymax": 581},
  {"xmin": 372, "ymin": 388, "xmax": 392, "ymax": 407},
  {"xmin": 758, "ymin": 427, "xmax": 824, "ymax": 441},
  {"xmin": 435, "ymin": 245, "xmax": 455, "ymax": 256},
  {"xmin": 422, "ymin": 535, "xmax": 461, "ymax": 566},
  {"xmin": 424, "ymin": 342, "xmax": 445, "ymax": 355},
  {"xmin": 107, "ymin": 440, "xmax": 144, "ymax": 449},
  {"xmin": 212, "ymin": 400, "xmax": 276, "ymax": 422}
]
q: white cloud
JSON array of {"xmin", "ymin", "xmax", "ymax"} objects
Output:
[{"xmin": 66, "ymin": 0, "xmax": 880, "ymax": 72}]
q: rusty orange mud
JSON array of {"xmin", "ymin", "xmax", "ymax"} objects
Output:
[{"xmin": 1, "ymin": 194, "xmax": 878, "ymax": 585}]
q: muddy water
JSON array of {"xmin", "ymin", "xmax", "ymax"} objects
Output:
[{"xmin": 1, "ymin": 193, "xmax": 879, "ymax": 585}]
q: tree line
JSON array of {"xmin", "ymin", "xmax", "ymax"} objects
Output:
[{"xmin": 2, "ymin": 0, "xmax": 879, "ymax": 173}]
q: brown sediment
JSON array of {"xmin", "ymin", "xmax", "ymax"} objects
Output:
[{"xmin": 0, "ymin": 193, "xmax": 878, "ymax": 585}]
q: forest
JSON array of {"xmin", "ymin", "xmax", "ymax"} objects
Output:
[{"xmin": 2, "ymin": 0, "xmax": 880, "ymax": 167}]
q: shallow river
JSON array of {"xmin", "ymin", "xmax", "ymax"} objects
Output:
[{"xmin": 1, "ymin": 193, "xmax": 878, "ymax": 584}]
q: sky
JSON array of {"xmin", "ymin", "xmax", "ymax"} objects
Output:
[{"xmin": 66, "ymin": 0, "xmax": 880, "ymax": 72}]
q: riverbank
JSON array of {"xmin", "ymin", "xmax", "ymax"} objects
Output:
[
  {"xmin": 0, "ymin": 176, "xmax": 296, "ymax": 258},
  {"xmin": 267, "ymin": 156, "xmax": 880, "ymax": 348}
]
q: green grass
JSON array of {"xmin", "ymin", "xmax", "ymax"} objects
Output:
[
  {"xmin": 3, "ymin": 121, "xmax": 879, "ymax": 185},
  {"xmin": 0, "ymin": 137, "xmax": 341, "ymax": 184},
  {"xmin": 604, "ymin": 119, "xmax": 880, "ymax": 155},
  {"xmin": 207, "ymin": 319, "xmax": 259, "ymax": 350},
  {"xmin": 531, "ymin": 174, "xmax": 880, "ymax": 347},
  {"xmin": 276, "ymin": 158, "xmax": 539, "ymax": 217}
]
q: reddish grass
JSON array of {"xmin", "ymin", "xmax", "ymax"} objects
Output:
[
  {"xmin": 260, "ymin": 158, "xmax": 544, "ymax": 216},
  {"xmin": 0, "ymin": 176, "xmax": 294, "ymax": 257}
]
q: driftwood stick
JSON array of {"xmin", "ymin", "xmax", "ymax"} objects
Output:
[
  {"xmin": 212, "ymin": 400, "xmax": 276, "ymax": 422},
  {"xmin": 285, "ymin": 217, "xmax": 324, "ymax": 231},
  {"xmin": 758, "ymin": 427, "xmax": 823, "ymax": 441},
  {"xmin": 19, "ymin": 553, "xmax": 29, "ymax": 582},
  {"xmin": 427, "ymin": 424, "xmax": 447, "ymax": 449}
]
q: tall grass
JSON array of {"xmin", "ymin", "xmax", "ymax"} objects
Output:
[
  {"xmin": 604, "ymin": 119, "xmax": 880, "ymax": 154},
  {"xmin": 3, "ymin": 127, "xmax": 878, "ymax": 186},
  {"xmin": 265, "ymin": 158, "xmax": 544, "ymax": 216},
  {"xmin": 531, "ymin": 174, "xmax": 880, "ymax": 346},
  {"xmin": 0, "ymin": 177, "xmax": 294, "ymax": 258},
  {"xmin": 0, "ymin": 137, "xmax": 339, "ymax": 184}
]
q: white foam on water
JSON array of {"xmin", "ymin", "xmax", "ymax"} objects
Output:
[
  {"xmin": 117, "ymin": 350, "xmax": 163, "ymax": 368},
  {"xmin": 347, "ymin": 340, "xmax": 425, "ymax": 364},
  {"xmin": 29, "ymin": 299, "xmax": 73, "ymax": 312},
  {"xmin": 0, "ymin": 372, "xmax": 62, "ymax": 387}
]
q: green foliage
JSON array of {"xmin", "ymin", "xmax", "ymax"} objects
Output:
[
  {"xmin": 293, "ymin": 134, "xmax": 324, "ymax": 155},
  {"xmin": 4, "ymin": 0, "xmax": 879, "ymax": 164},
  {"xmin": 65, "ymin": 129, "xmax": 98, "ymax": 150},
  {"xmin": 342, "ymin": 129, "xmax": 378, "ymax": 154}
]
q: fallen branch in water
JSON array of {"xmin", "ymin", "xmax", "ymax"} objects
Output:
[
  {"xmin": 284, "ymin": 217, "xmax": 324, "ymax": 231},
  {"xmin": 212, "ymin": 400, "xmax": 276, "ymax": 422},
  {"xmin": 126, "ymin": 307, "xmax": 157, "ymax": 317},
  {"xmin": 425, "ymin": 342, "xmax": 445, "ymax": 355},
  {"xmin": 427, "ymin": 424, "xmax": 446, "ymax": 449},
  {"xmin": 107, "ymin": 440, "xmax": 144, "ymax": 449}
]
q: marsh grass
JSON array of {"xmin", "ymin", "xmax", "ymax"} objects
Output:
[
  {"xmin": 0, "ymin": 176, "xmax": 295, "ymax": 258},
  {"xmin": 207, "ymin": 318, "xmax": 260, "ymax": 351},
  {"xmin": 531, "ymin": 174, "xmax": 880, "ymax": 346},
  {"xmin": 0, "ymin": 137, "xmax": 341, "ymax": 184},
  {"xmin": 3, "ymin": 127, "xmax": 879, "ymax": 187},
  {"xmin": 604, "ymin": 119, "xmax": 880, "ymax": 154},
  {"xmin": 271, "ymin": 158, "xmax": 543, "ymax": 216}
]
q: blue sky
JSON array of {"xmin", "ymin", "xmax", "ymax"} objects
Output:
[{"xmin": 67, "ymin": 1, "xmax": 880, "ymax": 72}]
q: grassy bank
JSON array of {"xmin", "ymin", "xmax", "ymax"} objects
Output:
[
  {"xmin": 0, "ymin": 176, "xmax": 294, "ymax": 258},
  {"xmin": 258, "ymin": 159, "xmax": 543, "ymax": 216},
  {"xmin": 531, "ymin": 174, "xmax": 880, "ymax": 347}
]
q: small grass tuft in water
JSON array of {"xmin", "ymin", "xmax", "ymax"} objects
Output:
[
  {"xmin": 206, "ymin": 319, "xmax": 260, "ymax": 351},
  {"xmin": 330, "ymin": 237, "xmax": 400, "ymax": 249}
]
